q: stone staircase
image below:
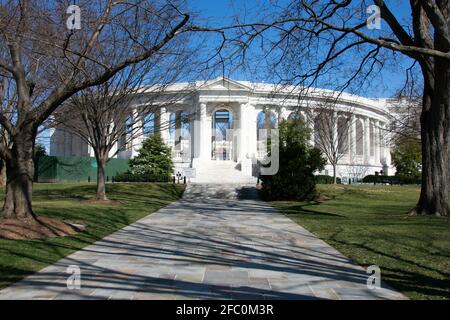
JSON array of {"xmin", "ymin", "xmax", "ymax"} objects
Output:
[{"xmin": 191, "ymin": 160, "xmax": 257, "ymax": 184}]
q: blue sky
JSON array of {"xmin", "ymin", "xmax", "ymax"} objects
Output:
[{"xmin": 189, "ymin": 0, "xmax": 419, "ymax": 98}]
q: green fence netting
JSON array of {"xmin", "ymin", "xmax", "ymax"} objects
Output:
[{"xmin": 35, "ymin": 156, "xmax": 129, "ymax": 183}]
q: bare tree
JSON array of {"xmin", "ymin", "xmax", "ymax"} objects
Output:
[
  {"xmin": 387, "ymin": 97, "xmax": 422, "ymax": 142},
  {"xmin": 312, "ymin": 105, "xmax": 352, "ymax": 184},
  {"xmin": 216, "ymin": 0, "xmax": 449, "ymax": 216},
  {"xmin": 0, "ymin": 0, "xmax": 192, "ymax": 220},
  {"xmin": 339, "ymin": 162, "xmax": 370, "ymax": 183},
  {"xmin": 54, "ymin": 61, "xmax": 195, "ymax": 201},
  {"xmin": 55, "ymin": 70, "xmax": 150, "ymax": 201}
]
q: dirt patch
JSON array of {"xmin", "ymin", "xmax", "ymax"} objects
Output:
[
  {"xmin": 0, "ymin": 216, "xmax": 82, "ymax": 240},
  {"xmin": 314, "ymin": 193, "xmax": 331, "ymax": 203}
]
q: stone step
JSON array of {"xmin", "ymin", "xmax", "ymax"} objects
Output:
[{"xmin": 191, "ymin": 161, "xmax": 257, "ymax": 184}]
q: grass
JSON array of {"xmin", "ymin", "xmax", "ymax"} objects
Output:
[
  {"xmin": 271, "ymin": 184, "xmax": 450, "ymax": 300},
  {"xmin": 0, "ymin": 182, "xmax": 184, "ymax": 290}
]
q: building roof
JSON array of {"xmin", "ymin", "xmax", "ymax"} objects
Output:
[{"xmin": 137, "ymin": 77, "xmax": 418, "ymax": 117}]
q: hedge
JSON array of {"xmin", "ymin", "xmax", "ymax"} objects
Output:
[
  {"xmin": 315, "ymin": 175, "xmax": 342, "ymax": 184},
  {"xmin": 114, "ymin": 172, "xmax": 171, "ymax": 183},
  {"xmin": 362, "ymin": 175, "xmax": 421, "ymax": 185}
]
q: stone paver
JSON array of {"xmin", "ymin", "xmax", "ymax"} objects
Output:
[{"xmin": 0, "ymin": 184, "xmax": 407, "ymax": 300}]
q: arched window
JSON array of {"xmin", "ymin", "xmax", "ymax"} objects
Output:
[
  {"xmin": 213, "ymin": 109, "xmax": 232, "ymax": 141},
  {"xmin": 337, "ymin": 116, "xmax": 349, "ymax": 155},
  {"xmin": 355, "ymin": 119, "xmax": 364, "ymax": 156},
  {"xmin": 212, "ymin": 109, "xmax": 233, "ymax": 160},
  {"xmin": 180, "ymin": 111, "xmax": 190, "ymax": 140},
  {"xmin": 288, "ymin": 112, "xmax": 305, "ymax": 125},
  {"xmin": 143, "ymin": 113, "xmax": 155, "ymax": 137},
  {"xmin": 256, "ymin": 109, "xmax": 277, "ymax": 140}
]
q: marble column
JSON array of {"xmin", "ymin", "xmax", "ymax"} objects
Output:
[
  {"xmin": 364, "ymin": 117, "xmax": 371, "ymax": 164},
  {"xmin": 109, "ymin": 140, "xmax": 118, "ymax": 158},
  {"xmin": 174, "ymin": 110, "xmax": 183, "ymax": 152},
  {"xmin": 199, "ymin": 103, "xmax": 208, "ymax": 160},
  {"xmin": 333, "ymin": 111, "xmax": 338, "ymax": 153},
  {"xmin": 239, "ymin": 103, "xmax": 252, "ymax": 175},
  {"xmin": 379, "ymin": 122, "xmax": 390, "ymax": 174},
  {"xmin": 238, "ymin": 103, "xmax": 246, "ymax": 161},
  {"xmin": 88, "ymin": 136, "xmax": 95, "ymax": 157},
  {"xmin": 193, "ymin": 103, "xmax": 201, "ymax": 160},
  {"xmin": 379, "ymin": 122, "xmax": 385, "ymax": 163},
  {"xmin": 384, "ymin": 122, "xmax": 392, "ymax": 174},
  {"xmin": 248, "ymin": 104, "xmax": 258, "ymax": 160},
  {"xmin": 350, "ymin": 115, "xmax": 357, "ymax": 161},
  {"xmin": 159, "ymin": 106, "xmax": 170, "ymax": 145},
  {"xmin": 105, "ymin": 120, "xmax": 116, "ymax": 158},
  {"xmin": 193, "ymin": 102, "xmax": 209, "ymax": 167},
  {"xmin": 189, "ymin": 106, "xmax": 195, "ymax": 162},
  {"xmin": 307, "ymin": 110, "xmax": 315, "ymax": 147},
  {"xmin": 374, "ymin": 120, "xmax": 380, "ymax": 165},
  {"xmin": 131, "ymin": 107, "xmax": 144, "ymax": 158}
]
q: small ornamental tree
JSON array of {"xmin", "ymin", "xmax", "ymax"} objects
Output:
[
  {"xmin": 260, "ymin": 118, "xmax": 326, "ymax": 201},
  {"xmin": 392, "ymin": 136, "xmax": 422, "ymax": 180},
  {"xmin": 129, "ymin": 134, "xmax": 173, "ymax": 178}
]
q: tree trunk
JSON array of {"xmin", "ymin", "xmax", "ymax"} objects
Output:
[
  {"xmin": 0, "ymin": 160, "xmax": 6, "ymax": 187},
  {"xmin": 416, "ymin": 58, "xmax": 449, "ymax": 216},
  {"xmin": 332, "ymin": 163, "xmax": 337, "ymax": 184},
  {"xmin": 1, "ymin": 134, "xmax": 36, "ymax": 219},
  {"xmin": 96, "ymin": 155, "xmax": 108, "ymax": 201}
]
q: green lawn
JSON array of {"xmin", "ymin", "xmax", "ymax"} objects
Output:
[
  {"xmin": 0, "ymin": 183, "xmax": 184, "ymax": 290},
  {"xmin": 271, "ymin": 184, "xmax": 450, "ymax": 300}
]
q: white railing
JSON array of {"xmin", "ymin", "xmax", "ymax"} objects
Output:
[{"xmin": 212, "ymin": 141, "xmax": 232, "ymax": 160}]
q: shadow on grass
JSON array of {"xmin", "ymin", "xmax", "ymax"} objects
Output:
[
  {"xmin": 326, "ymin": 231, "xmax": 450, "ymax": 299},
  {"xmin": 380, "ymin": 266, "xmax": 450, "ymax": 299},
  {"xmin": 33, "ymin": 183, "xmax": 184, "ymax": 203},
  {"xmin": 273, "ymin": 185, "xmax": 449, "ymax": 299},
  {"xmin": 277, "ymin": 203, "xmax": 344, "ymax": 218}
]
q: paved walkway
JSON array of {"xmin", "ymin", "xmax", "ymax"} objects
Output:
[{"xmin": 0, "ymin": 184, "xmax": 406, "ymax": 300}]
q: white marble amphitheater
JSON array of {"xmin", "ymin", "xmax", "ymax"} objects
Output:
[{"xmin": 50, "ymin": 77, "xmax": 395, "ymax": 183}]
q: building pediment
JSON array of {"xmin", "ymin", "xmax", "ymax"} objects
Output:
[{"xmin": 198, "ymin": 77, "xmax": 251, "ymax": 92}]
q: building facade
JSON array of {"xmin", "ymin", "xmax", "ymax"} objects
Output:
[{"xmin": 50, "ymin": 77, "xmax": 395, "ymax": 183}]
